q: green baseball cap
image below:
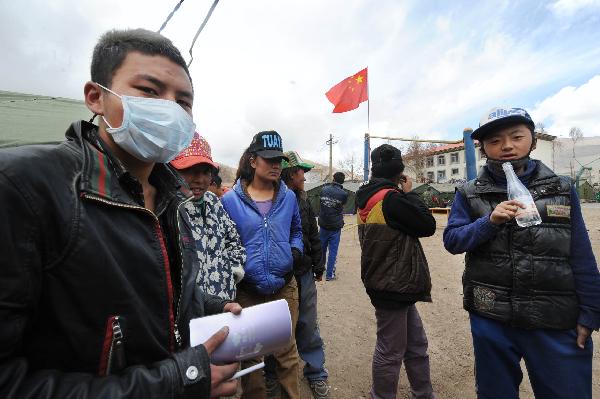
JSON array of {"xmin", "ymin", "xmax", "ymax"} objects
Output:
[{"xmin": 281, "ymin": 151, "xmax": 314, "ymax": 171}]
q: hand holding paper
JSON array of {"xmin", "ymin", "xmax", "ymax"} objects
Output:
[
  {"xmin": 190, "ymin": 299, "xmax": 292, "ymax": 364},
  {"xmin": 202, "ymin": 326, "xmax": 238, "ymax": 398}
]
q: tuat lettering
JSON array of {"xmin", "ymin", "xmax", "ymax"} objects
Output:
[{"xmin": 262, "ymin": 134, "xmax": 281, "ymax": 149}]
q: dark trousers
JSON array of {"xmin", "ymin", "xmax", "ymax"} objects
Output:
[
  {"xmin": 470, "ymin": 313, "xmax": 593, "ymax": 399},
  {"xmin": 371, "ymin": 305, "xmax": 435, "ymax": 399},
  {"xmin": 320, "ymin": 228, "xmax": 341, "ymax": 279}
]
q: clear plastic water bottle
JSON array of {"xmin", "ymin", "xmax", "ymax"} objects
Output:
[{"xmin": 502, "ymin": 162, "xmax": 542, "ymax": 227}]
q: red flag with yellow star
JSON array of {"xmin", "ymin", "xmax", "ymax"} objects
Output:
[{"xmin": 325, "ymin": 67, "xmax": 368, "ymax": 113}]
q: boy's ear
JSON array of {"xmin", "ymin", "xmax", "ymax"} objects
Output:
[
  {"xmin": 84, "ymin": 81, "xmax": 104, "ymax": 116},
  {"xmin": 531, "ymin": 136, "xmax": 537, "ymax": 152}
]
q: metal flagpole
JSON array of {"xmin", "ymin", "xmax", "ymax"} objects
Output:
[
  {"xmin": 367, "ymin": 68, "xmax": 370, "ymax": 133},
  {"xmin": 364, "ymin": 67, "xmax": 371, "ymax": 182}
]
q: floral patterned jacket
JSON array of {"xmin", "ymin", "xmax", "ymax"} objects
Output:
[{"xmin": 184, "ymin": 191, "xmax": 246, "ymax": 300}]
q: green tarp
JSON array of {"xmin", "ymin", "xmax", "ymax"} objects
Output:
[{"xmin": 0, "ymin": 90, "xmax": 91, "ymax": 147}]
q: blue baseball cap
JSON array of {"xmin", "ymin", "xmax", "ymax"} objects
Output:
[{"xmin": 472, "ymin": 107, "xmax": 535, "ymax": 140}]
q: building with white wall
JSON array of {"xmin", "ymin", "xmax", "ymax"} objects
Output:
[{"xmin": 416, "ymin": 132, "xmax": 556, "ymax": 183}]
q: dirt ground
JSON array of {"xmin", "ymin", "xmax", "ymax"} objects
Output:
[{"xmin": 300, "ymin": 204, "xmax": 600, "ymax": 398}]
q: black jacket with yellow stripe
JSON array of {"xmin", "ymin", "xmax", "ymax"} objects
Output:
[{"xmin": 356, "ymin": 179, "xmax": 436, "ymax": 308}]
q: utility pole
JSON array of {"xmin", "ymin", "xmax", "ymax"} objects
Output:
[{"xmin": 326, "ymin": 133, "xmax": 338, "ymax": 182}]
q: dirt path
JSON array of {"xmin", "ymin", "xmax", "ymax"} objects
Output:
[{"xmin": 302, "ymin": 206, "xmax": 600, "ymax": 398}]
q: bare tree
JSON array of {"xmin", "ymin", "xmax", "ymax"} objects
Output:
[
  {"xmin": 337, "ymin": 152, "xmax": 363, "ymax": 182},
  {"xmin": 569, "ymin": 127, "xmax": 583, "ymax": 178},
  {"xmin": 402, "ymin": 137, "xmax": 436, "ymax": 183},
  {"xmin": 569, "ymin": 127, "xmax": 583, "ymax": 158},
  {"xmin": 535, "ymin": 122, "xmax": 546, "ymax": 134}
]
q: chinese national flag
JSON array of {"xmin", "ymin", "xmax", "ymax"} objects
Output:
[{"xmin": 325, "ymin": 67, "xmax": 368, "ymax": 113}]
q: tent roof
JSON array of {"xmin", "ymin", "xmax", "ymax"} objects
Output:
[
  {"xmin": 305, "ymin": 181, "xmax": 363, "ymax": 193},
  {"xmin": 430, "ymin": 183, "xmax": 457, "ymax": 193},
  {"xmin": 0, "ymin": 91, "xmax": 91, "ymax": 148}
]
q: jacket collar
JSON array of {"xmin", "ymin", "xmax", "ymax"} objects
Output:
[
  {"xmin": 473, "ymin": 160, "xmax": 560, "ymax": 195},
  {"xmin": 68, "ymin": 121, "xmax": 182, "ymax": 212},
  {"xmin": 232, "ymin": 178, "xmax": 288, "ymax": 214}
]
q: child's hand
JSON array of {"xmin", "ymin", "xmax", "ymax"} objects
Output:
[
  {"xmin": 489, "ymin": 200, "xmax": 525, "ymax": 225},
  {"xmin": 223, "ymin": 302, "xmax": 242, "ymax": 315},
  {"xmin": 576, "ymin": 324, "xmax": 591, "ymax": 349}
]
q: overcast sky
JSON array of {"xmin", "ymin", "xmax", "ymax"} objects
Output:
[{"xmin": 1, "ymin": 0, "xmax": 599, "ymax": 167}]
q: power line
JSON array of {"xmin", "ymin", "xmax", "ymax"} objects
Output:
[
  {"xmin": 156, "ymin": 0, "xmax": 221, "ymax": 68},
  {"xmin": 187, "ymin": 0, "xmax": 220, "ymax": 68},
  {"xmin": 157, "ymin": 0, "xmax": 185, "ymax": 33}
]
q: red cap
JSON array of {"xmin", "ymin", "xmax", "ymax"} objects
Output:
[{"xmin": 170, "ymin": 132, "xmax": 219, "ymax": 170}]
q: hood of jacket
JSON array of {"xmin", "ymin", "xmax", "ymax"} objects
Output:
[{"xmin": 356, "ymin": 178, "xmax": 399, "ymax": 209}]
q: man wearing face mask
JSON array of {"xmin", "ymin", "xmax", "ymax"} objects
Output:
[
  {"xmin": 0, "ymin": 29, "xmax": 242, "ymax": 398},
  {"xmin": 444, "ymin": 107, "xmax": 600, "ymax": 398}
]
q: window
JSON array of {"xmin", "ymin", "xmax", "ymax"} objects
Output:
[
  {"xmin": 426, "ymin": 157, "xmax": 434, "ymax": 167},
  {"xmin": 450, "ymin": 152, "xmax": 459, "ymax": 164},
  {"xmin": 427, "ymin": 171, "xmax": 434, "ymax": 181},
  {"xmin": 437, "ymin": 170, "xmax": 446, "ymax": 182},
  {"xmin": 437, "ymin": 155, "xmax": 446, "ymax": 165},
  {"xmin": 452, "ymin": 168, "xmax": 459, "ymax": 175}
]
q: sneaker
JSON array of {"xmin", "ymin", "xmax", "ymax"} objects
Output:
[
  {"xmin": 309, "ymin": 380, "xmax": 330, "ymax": 398},
  {"xmin": 265, "ymin": 377, "xmax": 281, "ymax": 398}
]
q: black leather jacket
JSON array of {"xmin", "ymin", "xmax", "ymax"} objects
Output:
[{"xmin": 0, "ymin": 121, "xmax": 229, "ymax": 398}]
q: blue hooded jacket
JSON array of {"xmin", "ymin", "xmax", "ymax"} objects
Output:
[{"xmin": 221, "ymin": 180, "xmax": 303, "ymax": 295}]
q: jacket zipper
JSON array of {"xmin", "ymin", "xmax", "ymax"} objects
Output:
[
  {"xmin": 173, "ymin": 196, "xmax": 193, "ymax": 349},
  {"xmin": 237, "ymin": 185, "xmax": 278, "ymax": 294},
  {"xmin": 106, "ymin": 316, "xmax": 125, "ymax": 375},
  {"xmin": 263, "ymin": 216, "xmax": 272, "ymax": 293},
  {"xmin": 83, "ymin": 193, "xmax": 182, "ymax": 353},
  {"xmin": 98, "ymin": 315, "xmax": 125, "ymax": 376}
]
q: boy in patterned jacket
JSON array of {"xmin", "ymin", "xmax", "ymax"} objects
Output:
[{"xmin": 171, "ymin": 133, "xmax": 246, "ymax": 299}]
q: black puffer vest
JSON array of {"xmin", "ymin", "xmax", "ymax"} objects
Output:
[{"xmin": 458, "ymin": 161, "xmax": 578, "ymax": 330}]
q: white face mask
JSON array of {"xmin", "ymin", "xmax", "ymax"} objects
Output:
[{"xmin": 97, "ymin": 83, "xmax": 195, "ymax": 163}]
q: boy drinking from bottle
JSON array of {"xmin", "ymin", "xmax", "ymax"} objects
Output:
[{"xmin": 443, "ymin": 107, "xmax": 600, "ymax": 398}]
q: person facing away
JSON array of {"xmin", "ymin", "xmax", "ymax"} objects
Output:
[
  {"xmin": 356, "ymin": 144, "xmax": 437, "ymax": 399},
  {"xmin": 0, "ymin": 28, "xmax": 243, "ymax": 399},
  {"xmin": 170, "ymin": 133, "xmax": 246, "ymax": 300},
  {"xmin": 318, "ymin": 171, "xmax": 348, "ymax": 280},
  {"xmin": 221, "ymin": 131, "xmax": 303, "ymax": 399},
  {"xmin": 264, "ymin": 151, "xmax": 330, "ymax": 399},
  {"xmin": 443, "ymin": 107, "xmax": 600, "ymax": 399}
]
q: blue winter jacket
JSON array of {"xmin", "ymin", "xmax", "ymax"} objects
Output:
[{"xmin": 221, "ymin": 180, "xmax": 303, "ymax": 295}]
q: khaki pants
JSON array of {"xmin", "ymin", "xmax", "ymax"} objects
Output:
[{"xmin": 236, "ymin": 279, "xmax": 300, "ymax": 399}]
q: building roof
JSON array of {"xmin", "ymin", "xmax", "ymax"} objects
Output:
[
  {"xmin": 427, "ymin": 142, "xmax": 464, "ymax": 154},
  {"xmin": 0, "ymin": 90, "xmax": 90, "ymax": 148}
]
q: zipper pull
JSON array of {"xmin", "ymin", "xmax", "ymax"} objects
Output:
[
  {"xmin": 174, "ymin": 323, "xmax": 183, "ymax": 348},
  {"xmin": 264, "ymin": 217, "xmax": 267, "ymax": 228},
  {"xmin": 107, "ymin": 316, "xmax": 126, "ymax": 375},
  {"xmin": 112, "ymin": 316, "xmax": 123, "ymax": 341}
]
